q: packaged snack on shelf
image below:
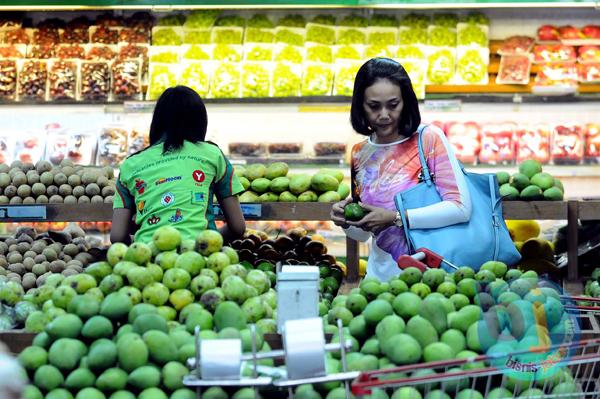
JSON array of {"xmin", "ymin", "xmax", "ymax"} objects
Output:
[
  {"xmin": 537, "ymin": 25, "xmax": 560, "ymax": 42},
  {"xmin": 111, "ymin": 59, "xmax": 142, "ymax": 100},
  {"xmin": 244, "ymin": 43, "xmax": 273, "ymax": 61},
  {"xmin": 399, "ymin": 27, "xmax": 428, "ymax": 45},
  {"xmin": 90, "ymin": 26, "xmax": 119, "ymax": 45},
  {"xmin": 97, "ymin": 125, "xmax": 128, "ymax": 166},
  {"xmin": 149, "ymin": 45, "xmax": 180, "ymax": 63},
  {"xmin": 455, "ymin": 47, "xmax": 489, "ymax": 85},
  {"xmin": 0, "ymin": 134, "xmax": 14, "ymax": 164},
  {"xmin": 181, "ymin": 44, "xmax": 210, "ymax": 60},
  {"xmin": 274, "ymin": 27, "xmax": 306, "ymax": 46},
  {"xmin": 213, "ymin": 44, "xmax": 242, "ymax": 62},
  {"xmin": 86, "ymin": 44, "xmax": 117, "ymax": 60},
  {"xmin": 496, "ymin": 54, "xmax": 532, "ymax": 85},
  {"xmin": 45, "ymin": 129, "xmax": 97, "ymax": 165},
  {"xmin": 0, "ymin": 44, "xmax": 25, "ymax": 58},
  {"xmin": 59, "ymin": 28, "xmax": 88, "ymax": 44},
  {"xmin": 367, "ymin": 27, "xmax": 398, "ymax": 46},
  {"xmin": 183, "ymin": 10, "xmax": 219, "ymax": 29},
  {"xmin": 48, "ymin": 60, "xmax": 78, "ymax": 101},
  {"xmin": 179, "ymin": 61, "xmax": 211, "ymax": 97},
  {"xmin": 241, "ymin": 62, "xmax": 270, "ymax": 98},
  {"xmin": 428, "ymin": 25, "xmax": 457, "ymax": 47},
  {"xmin": 301, "ymin": 63, "xmax": 333, "ymax": 96},
  {"xmin": 128, "ymin": 127, "xmax": 149, "ymax": 155},
  {"xmin": 534, "ymin": 62, "xmax": 578, "ymax": 87},
  {"xmin": 57, "ymin": 44, "xmax": 85, "ymax": 59},
  {"xmin": 533, "ymin": 44, "xmax": 576, "ymax": 64},
  {"xmin": 271, "ymin": 62, "xmax": 301, "ymax": 97},
  {"xmin": 27, "ymin": 44, "xmax": 56, "ymax": 59},
  {"xmin": 396, "ymin": 45, "xmax": 426, "ymax": 59},
  {"xmin": 336, "ymin": 27, "xmax": 367, "ymax": 45},
  {"xmin": 365, "ymin": 45, "xmax": 395, "ymax": 59},
  {"xmin": 32, "ymin": 28, "xmax": 59, "ymax": 45},
  {"xmin": 446, "ymin": 121, "xmax": 480, "ymax": 164},
  {"xmin": 334, "ymin": 45, "xmax": 363, "ymax": 61},
  {"xmin": 552, "ymin": 123, "xmax": 584, "ymax": 164},
  {"xmin": 147, "ymin": 63, "xmax": 178, "ymax": 100},
  {"xmin": 17, "ymin": 59, "xmax": 48, "ymax": 101},
  {"xmin": 305, "ymin": 23, "xmax": 336, "ymax": 45},
  {"xmin": 14, "ymin": 131, "xmax": 46, "ymax": 163},
  {"xmin": 577, "ymin": 63, "xmax": 600, "ymax": 84},
  {"xmin": 370, "ymin": 14, "xmax": 398, "ymax": 28},
  {"xmin": 274, "ymin": 44, "xmax": 304, "ymax": 64},
  {"xmin": 118, "ymin": 28, "xmax": 149, "ymax": 44},
  {"xmin": 314, "ymin": 142, "xmax": 346, "ymax": 157},
  {"xmin": 498, "ymin": 36, "xmax": 535, "ymax": 55},
  {"xmin": 479, "ymin": 122, "xmax": 516, "ymax": 164},
  {"xmin": 306, "ymin": 43, "xmax": 333, "ymax": 63},
  {"xmin": 516, "ymin": 123, "xmax": 551, "ymax": 164},
  {"xmin": 182, "ymin": 28, "xmax": 211, "ymax": 44},
  {"xmin": 457, "ymin": 23, "xmax": 489, "ymax": 47},
  {"xmin": 209, "ymin": 62, "xmax": 241, "ymax": 98},
  {"xmin": 333, "ymin": 60, "xmax": 362, "ymax": 96},
  {"xmin": 427, "ymin": 47, "xmax": 456, "ymax": 85},
  {"xmin": 228, "ymin": 142, "xmax": 266, "ymax": 157},
  {"xmin": 212, "ymin": 26, "xmax": 244, "ymax": 45},
  {"xmin": 80, "ymin": 61, "xmax": 111, "ymax": 101},
  {"xmin": 151, "ymin": 26, "xmax": 183, "ymax": 46},
  {"xmin": 268, "ymin": 142, "xmax": 303, "ymax": 155},
  {"xmin": 4, "ymin": 28, "xmax": 31, "ymax": 45},
  {"xmin": 396, "ymin": 58, "xmax": 427, "ymax": 99},
  {"xmin": 578, "ymin": 45, "xmax": 600, "ymax": 63},
  {"xmin": 584, "ymin": 122, "xmax": 600, "ymax": 162},
  {"xmin": 0, "ymin": 59, "xmax": 18, "ymax": 100}
]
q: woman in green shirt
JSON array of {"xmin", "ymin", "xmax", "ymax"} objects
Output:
[{"xmin": 111, "ymin": 86, "xmax": 246, "ymax": 244}]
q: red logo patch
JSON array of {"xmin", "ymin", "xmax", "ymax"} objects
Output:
[{"xmin": 192, "ymin": 170, "xmax": 205, "ymax": 183}]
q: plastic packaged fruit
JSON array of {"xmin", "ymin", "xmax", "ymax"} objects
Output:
[
  {"xmin": 274, "ymin": 45, "xmax": 303, "ymax": 63},
  {"xmin": 184, "ymin": 10, "xmax": 219, "ymax": 28},
  {"xmin": 147, "ymin": 64, "xmax": 178, "ymax": 100},
  {"xmin": 456, "ymin": 49, "xmax": 488, "ymax": 84},
  {"xmin": 272, "ymin": 63, "xmax": 301, "ymax": 97},
  {"xmin": 301, "ymin": 64, "xmax": 333, "ymax": 96},
  {"xmin": 241, "ymin": 63, "xmax": 270, "ymax": 98},
  {"xmin": 334, "ymin": 62, "xmax": 362, "ymax": 96},
  {"xmin": 211, "ymin": 63, "xmax": 241, "ymax": 98},
  {"xmin": 427, "ymin": 48, "xmax": 455, "ymax": 85}
]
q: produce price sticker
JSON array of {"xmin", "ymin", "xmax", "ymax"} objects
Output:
[
  {"xmin": 213, "ymin": 203, "xmax": 261, "ymax": 219},
  {"xmin": 0, "ymin": 205, "xmax": 46, "ymax": 220}
]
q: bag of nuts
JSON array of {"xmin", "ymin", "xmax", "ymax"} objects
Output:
[
  {"xmin": 17, "ymin": 59, "xmax": 48, "ymax": 102},
  {"xmin": 48, "ymin": 59, "xmax": 78, "ymax": 101},
  {"xmin": 80, "ymin": 60, "xmax": 111, "ymax": 102},
  {"xmin": 111, "ymin": 58, "xmax": 142, "ymax": 100}
]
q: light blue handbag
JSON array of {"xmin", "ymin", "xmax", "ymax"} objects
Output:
[{"xmin": 394, "ymin": 125, "xmax": 521, "ymax": 271}]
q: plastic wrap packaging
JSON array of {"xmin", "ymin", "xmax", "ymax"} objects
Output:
[
  {"xmin": 537, "ymin": 25, "xmax": 560, "ymax": 42},
  {"xmin": 213, "ymin": 44, "xmax": 242, "ymax": 62},
  {"xmin": 151, "ymin": 27, "xmax": 183, "ymax": 46},
  {"xmin": 97, "ymin": 125, "xmax": 128, "ymax": 166},
  {"xmin": 301, "ymin": 63, "xmax": 333, "ymax": 96},
  {"xmin": 0, "ymin": 134, "xmax": 14, "ymax": 164},
  {"xmin": 496, "ymin": 54, "xmax": 532, "ymax": 85},
  {"xmin": 268, "ymin": 142, "xmax": 303, "ymax": 156},
  {"xmin": 0, "ymin": 59, "xmax": 18, "ymax": 100},
  {"xmin": 336, "ymin": 27, "xmax": 367, "ymax": 45},
  {"xmin": 516, "ymin": 124, "xmax": 551, "ymax": 164},
  {"xmin": 577, "ymin": 63, "xmax": 600, "ymax": 84},
  {"xmin": 399, "ymin": 27, "xmax": 428, "ymax": 46},
  {"xmin": 457, "ymin": 23, "xmax": 489, "ymax": 47},
  {"xmin": 427, "ymin": 47, "xmax": 456, "ymax": 85},
  {"xmin": 17, "ymin": 59, "xmax": 48, "ymax": 101},
  {"xmin": 183, "ymin": 10, "xmax": 218, "ymax": 30},
  {"xmin": 585, "ymin": 123, "xmax": 600, "ymax": 163},
  {"xmin": 397, "ymin": 58, "xmax": 427, "ymax": 99},
  {"xmin": 334, "ymin": 45, "xmax": 363, "ymax": 61},
  {"xmin": 306, "ymin": 23, "xmax": 336, "ymax": 45},
  {"xmin": 498, "ymin": 36, "xmax": 535, "ymax": 55},
  {"xmin": 90, "ymin": 26, "xmax": 119, "ymax": 45},
  {"xmin": 27, "ymin": 44, "xmax": 56, "ymax": 59},
  {"xmin": 183, "ymin": 28, "xmax": 211, "ymax": 45},
  {"xmin": 228, "ymin": 142, "xmax": 266, "ymax": 157},
  {"xmin": 396, "ymin": 45, "xmax": 426, "ymax": 59},
  {"xmin": 149, "ymin": 45, "xmax": 180, "ymax": 63},
  {"xmin": 32, "ymin": 28, "xmax": 59, "ymax": 45},
  {"xmin": 479, "ymin": 122, "xmax": 516, "ymax": 165},
  {"xmin": 446, "ymin": 121, "xmax": 480, "ymax": 164},
  {"xmin": 333, "ymin": 61, "xmax": 362, "ymax": 96},
  {"xmin": 271, "ymin": 62, "xmax": 301, "ymax": 97},
  {"xmin": 128, "ymin": 127, "xmax": 149, "ymax": 155},
  {"xmin": 119, "ymin": 28, "xmax": 149, "ymax": 44},
  {"xmin": 45, "ymin": 129, "xmax": 97, "ymax": 165},
  {"xmin": 241, "ymin": 62, "xmax": 271, "ymax": 98},
  {"xmin": 119, "ymin": 43, "xmax": 149, "ymax": 60},
  {"xmin": 274, "ymin": 27, "xmax": 306, "ymax": 46},
  {"xmin": 80, "ymin": 61, "xmax": 111, "ymax": 101},
  {"xmin": 60, "ymin": 28, "xmax": 88, "ymax": 44},
  {"xmin": 534, "ymin": 63, "xmax": 578, "ymax": 88},
  {"xmin": 181, "ymin": 44, "xmax": 211, "ymax": 60},
  {"xmin": 14, "ymin": 131, "xmax": 46, "ymax": 164},
  {"xmin": 367, "ymin": 27, "xmax": 398, "ymax": 46},
  {"xmin": 558, "ymin": 25, "xmax": 585, "ymax": 41},
  {"xmin": 244, "ymin": 27, "xmax": 275, "ymax": 44},
  {"xmin": 578, "ymin": 45, "xmax": 600, "ymax": 63},
  {"xmin": 212, "ymin": 27, "xmax": 244, "ymax": 45},
  {"xmin": 306, "ymin": 43, "xmax": 333, "ymax": 63},
  {"xmin": 0, "ymin": 44, "xmax": 25, "ymax": 58},
  {"xmin": 4, "ymin": 28, "xmax": 31, "ymax": 45},
  {"xmin": 314, "ymin": 142, "xmax": 346, "ymax": 157},
  {"xmin": 147, "ymin": 63, "xmax": 178, "ymax": 100},
  {"xmin": 179, "ymin": 61, "xmax": 211, "ymax": 98},
  {"xmin": 552, "ymin": 123, "xmax": 584, "ymax": 165},
  {"xmin": 111, "ymin": 59, "xmax": 142, "ymax": 100},
  {"xmin": 86, "ymin": 44, "xmax": 117, "ymax": 61},
  {"xmin": 244, "ymin": 43, "xmax": 273, "ymax": 61},
  {"xmin": 274, "ymin": 44, "xmax": 304, "ymax": 64},
  {"xmin": 210, "ymin": 62, "xmax": 241, "ymax": 98},
  {"xmin": 48, "ymin": 60, "xmax": 78, "ymax": 101},
  {"xmin": 455, "ymin": 47, "xmax": 489, "ymax": 85},
  {"xmin": 365, "ymin": 45, "xmax": 396, "ymax": 59},
  {"xmin": 533, "ymin": 45, "xmax": 577, "ymax": 64},
  {"xmin": 57, "ymin": 44, "xmax": 85, "ymax": 59},
  {"xmin": 428, "ymin": 25, "xmax": 457, "ymax": 47}
]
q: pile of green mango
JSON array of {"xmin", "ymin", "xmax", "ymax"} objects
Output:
[
  {"xmin": 497, "ymin": 160, "xmax": 564, "ymax": 201},
  {"xmin": 235, "ymin": 162, "xmax": 350, "ymax": 203}
]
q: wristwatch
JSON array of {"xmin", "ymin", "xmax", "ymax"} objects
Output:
[{"xmin": 393, "ymin": 211, "xmax": 404, "ymax": 228}]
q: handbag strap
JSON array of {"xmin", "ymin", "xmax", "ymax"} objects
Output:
[{"xmin": 416, "ymin": 124, "xmax": 433, "ymax": 186}]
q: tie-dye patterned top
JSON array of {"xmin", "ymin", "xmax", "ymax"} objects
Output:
[{"xmin": 351, "ymin": 124, "xmax": 471, "ymax": 262}]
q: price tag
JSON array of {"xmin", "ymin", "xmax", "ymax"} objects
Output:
[
  {"xmin": 123, "ymin": 101, "xmax": 156, "ymax": 113},
  {"xmin": 213, "ymin": 204, "xmax": 261, "ymax": 219},
  {"xmin": 424, "ymin": 99, "xmax": 462, "ymax": 112},
  {"xmin": 0, "ymin": 206, "xmax": 46, "ymax": 220}
]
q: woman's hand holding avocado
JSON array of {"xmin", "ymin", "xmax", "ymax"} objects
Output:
[
  {"xmin": 345, "ymin": 202, "xmax": 397, "ymax": 234},
  {"xmin": 331, "ymin": 197, "xmax": 352, "ymax": 227}
]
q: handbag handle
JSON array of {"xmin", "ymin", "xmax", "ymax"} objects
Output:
[{"xmin": 416, "ymin": 124, "xmax": 433, "ymax": 186}]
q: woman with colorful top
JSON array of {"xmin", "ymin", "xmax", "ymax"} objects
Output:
[
  {"xmin": 111, "ymin": 86, "xmax": 246, "ymax": 244},
  {"xmin": 331, "ymin": 58, "xmax": 472, "ymax": 281}
]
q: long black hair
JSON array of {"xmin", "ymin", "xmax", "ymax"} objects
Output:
[
  {"xmin": 350, "ymin": 58, "xmax": 421, "ymax": 137},
  {"xmin": 149, "ymin": 86, "xmax": 208, "ymax": 153}
]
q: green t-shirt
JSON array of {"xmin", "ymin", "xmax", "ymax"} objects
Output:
[{"xmin": 113, "ymin": 141, "xmax": 244, "ymax": 243}]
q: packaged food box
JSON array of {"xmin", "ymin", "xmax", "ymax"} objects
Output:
[
  {"xmin": 212, "ymin": 44, "xmax": 242, "ymax": 62},
  {"xmin": 60, "ymin": 28, "xmax": 88, "ymax": 44},
  {"xmin": 314, "ymin": 142, "xmax": 346, "ymax": 157},
  {"xmin": 0, "ymin": 59, "xmax": 18, "ymax": 100},
  {"xmin": 80, "ymin": 61, "xmax": 111, "ymax": 101},
  {"xmin": 45, "ymin": 129, "xmax": 97, "ymax": 165},
  {"xmin": 111, "ymin": 59, "xmax": 142, "ymax": 100},
  {"xmin": 584, "ymin": 123, "xmax": 600, "ymax": 163},
  {"xmin": 86, "ymin": 44, "xmax": 117, "ymax": 61},
  {"xmin": 497, "ymin": 36, "xmax": 535, "ymax": 55},
  {"xmin": 306, "ymin": 43, "xmax": 333, "ymax": 63},
  {"xmin": 128, "ymin": 127, "xmax": 149, "ymax": 155},
  {"xmin": 552, "ymin": 123, "xmax": 583, "ymax": 164},
  {"xmin": 537, "ymin": 25, "xmax": 560, "ymax": 42},
  {"xmin": 5, "ymin": 28, "xmax": 31, "ymax": 45},
  {"xmin": 496, "ymin": 54, "xmax": 532, "ymax": 85},
  {"xmin": 577, "ymin": 63, "xmax": 600, "ymax": 84},
  {"xmin": 333, "ymin": 61, "xmax": 362, "ymax": 96},
  {"xmin": 90, "ymin": 26, "xmax": 119, "ymax": 45},
  {"xmin": 149, "ymin": 46, "xmax": 180, "ymax": 63},
  {"xmin": 274, "ymin": 27, "xmax": 305, "ymax": 46},
  {"xmin": 241, "ymin": 62, "xmax": 271, "ymax": 98},
  {"xmin": 97, "ymin": 125, "xmax": 128, "ymax": 166},
  {"xmin": 48, "ymin": 60, "xmax": 78, "ymax": 101},
  {"xmin": 301, "ymin": 63, "xmax": 333, "ymax": 96},
  {"xmin": 306, "ymin": 23, "xmax": 336, "ymax": 45},
  {"xmin": 455, "ymin": 47, "xmax": 489, "ymax": 85},
  {"xmin": 179, "ymin": 61, "xmax": 210, "ymax": 98},
  {"xmin": 27, "ymin": 44, "xmax": 56, "ymax": 59},
  {"xmin": 268, "ymin": 143, "xmax": 303, "ymax": 155},
  {"xmin": 534, "ymin": 63, "xmax": 578, "ymax": 87},
  {"xmin": 57, "ymin": 44, "xmax": 85, "ymax": 59},
  {"xmin": 228, "ymin": 142, "xmax": 266, "ymax": 157},
  {"xmin": 516, "ymin": 124, "xmax": 551, "ymax": 164},
  {"xmin": 271, "ymin": 62, "xmax": 301, "ymax": 97},
  {"xmin": 18, "ymin": 59, "xmax": 48, "ymax": 101},
  {"xmin": 14, "ymin": 131, "xmax": 46, "ymax": 164},
  {"xmin": 533, "ymin": 45, "xmax": 576, "ymax": 63},
  {"xmin": 427, "ymin": 47, "xmax": 456, "ymax": 85},
  {"xmin": 0, "ymin": 44, "xmax": 25, "ymax": 58},
  {"xmin": 210, "ymin": 62, "xmax": 240, "ymax": 98},
  {"xmin": 33, "ymin": 28, "xmax": 59, "ymax": 45},
  {"xmin": 578, "ymin": 45, "xmax": 600, "ymax": 63},
  {"xmin": 446, "ymin": 121, "xmax": 481, "ymax": 164},
  {"xmin": 479, "ymin": 122, "xmax": 516, "ymax": 164},
  {"xmin": 147, "ymin": 63, "xmax": 178, "ymax": 100}
]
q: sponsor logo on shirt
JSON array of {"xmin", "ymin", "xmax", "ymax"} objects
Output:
[
  {"xmin": 191, "ymin": 192, "xmax": 205, "ymax": 203},
  {"xmin": 161, "ymin": 192, "xmax": 175, "ymax": 207},
  {"xmin": 148, "ymin": 215, "xmax": 160, "ymax": 225},
  {"xmin": 137, "ymin": 200, "xmax": 147, "ymax": 215},
  {"xmin": 135, "ymin": 179, "xmax": 146, "ymax": 195},
  {"xmin": 192, "ymin": 170, "xmax": 206, "ymax": 184},
  {"xmin": 169, "ymin": 208, "xmax": 183, "ymax": 223},
  {"xmin": 155, "ymin": 176, "xmax": 182, "ymax": 186}
]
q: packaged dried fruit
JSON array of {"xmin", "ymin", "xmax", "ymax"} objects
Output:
[
  {"xmin": 179, "ymin": 61, "xmax": 210, "ymax": 97},
  {"xmin": 86, "ymin": 45, "xmax": 117, "ymax": 60},
  {"xmin": 446, "ymin": 121, "xmax": 480, "ymax": 164},
  {"xmin": 498, "ymin": 36, "xmax": 535, "ymax": 55},
  {"xmin": 119, "ymin": 28, "xmax": 149, "ymax": 44},
  {"xmin": 455, "ymin": 47, "xmax": 489, "ymax": 85},
  {"xmin": 271, "ymin": 62, "xmax": 301, "ymax": 97},
  {"xmin": 60, "ymin": 28, "xmax": 88, "ymax": 44},
  {"xmin": 18, "ymin": 59, "xmax": 48, "ymax": 101},
  {"xmin": 584, "ymin": 123, "xmax": 600, "ymax": 162},
  {"xmin": 496, "ymin": 54, "xmax": 532, "ymax": 85},
  {"xmin": 306, "ymin": 43, "xmax": 333, "ymax": 63},
  {"xmin": 48, "ymin": 60, "xmax": 78, "ymax": 101},
  {"xmin": 578, "ymin": 46, "xmax": 600, "ymax": 64},
  {"xmin": 14, "ymin": 131, "xmax": 46, "ymax": 164},
  {"xmin": 147, "ymin": 63, "xmax": 178, "ymax": 100},
  {"xmin": 27, "ymin": 44, "xmax": 56, "ymax": 59},
  {"xmin": 0, "ymin": 59, "xmax": 18, "ymax": 100},
  {"xmin": 578, "ymin": 63, "xmax": 600, "ymax": 83},
  {"xmin": 80, "ymin": 61, "xmax": 111, "ymax": 101},
  {"xmin": 45, "ymin": 130, "xmax": 97, "ymax": 165},
  {"xmin": 333, "ymin": 61, "xmax": 362, "ymax": 96},
  {"xmin": 479, "ymin": 122, "xmax": 516, "ymax": 164},
  {"xmin": 301, "ymin": 63, "xmax": 333, "ymax": 96},
  {"xmin": 0, "ymin": 134, "xmax": 14, "ymax": 164},
  {"xmin": 112, "ymin": 59, "xmax": 142, "ymax": 100},
  {"xmin": 244, "ymin": 44, "xmax": 273, "ymax": 61},
  {"xmin": 241, "ymin": 62, "xmax": 270, "ymax": 98},
  {"xmin": 91, "ymin": 26, "xmax": 119, "ymax": 44},
  {"xmin": 149, "ymin": 46, "xmax": 180, "ymax": 63},
  {"xmin": 552, "ymin": 123, "xmax": 583, "ymax": 164},
  {"xmin": 228, "ymin": 142, "xmax": 266, "ymax": 157},
  {"xmin": 210, "ymin": 62, "xmax": 241, "ymax": 98},
  {"xmin": 516, "ymin": 124, "xmax": 551, "ymax": 164},
  {"xmin": 128, "ymin": 128, "xmax": 149, "ymax": 155},
  {"xmin": 533, "ymin": 45, "xmax": 576, "ymax": 64},
  {"xmin": 97, "ymin": 125, "xmax": 128, "ymax": 166},
  {"xmin": 57, "ymin": 44, "xmax": 85, "ymax": 59},
  {"xmin": 33, "ymin": 28, "xmax": 59, "ymax": 45},
  {"xmin": 5, "ymin": 28, "xmax": 30, "ymax": 45},
  {"xmin": 314, "ymin": 142, "xmax": 346, "ymax": 157}
]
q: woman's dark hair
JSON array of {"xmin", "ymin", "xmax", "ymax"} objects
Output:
[
  {"xmin": 350, "ymin": 58, "xmax": 421, "ymax": 137},
  {"xmin": 149, "ymin": 85, "xmax": 208, "ymax": 153}
]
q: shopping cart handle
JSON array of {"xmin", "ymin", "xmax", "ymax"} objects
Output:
[{"xmin": 415, "ymin": 248, "xmax": 444, "ymax": 269}]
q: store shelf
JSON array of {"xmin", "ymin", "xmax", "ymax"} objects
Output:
[{"xmin": 579, "ymin": 200, "xmax": 600, "ymax": 221}]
